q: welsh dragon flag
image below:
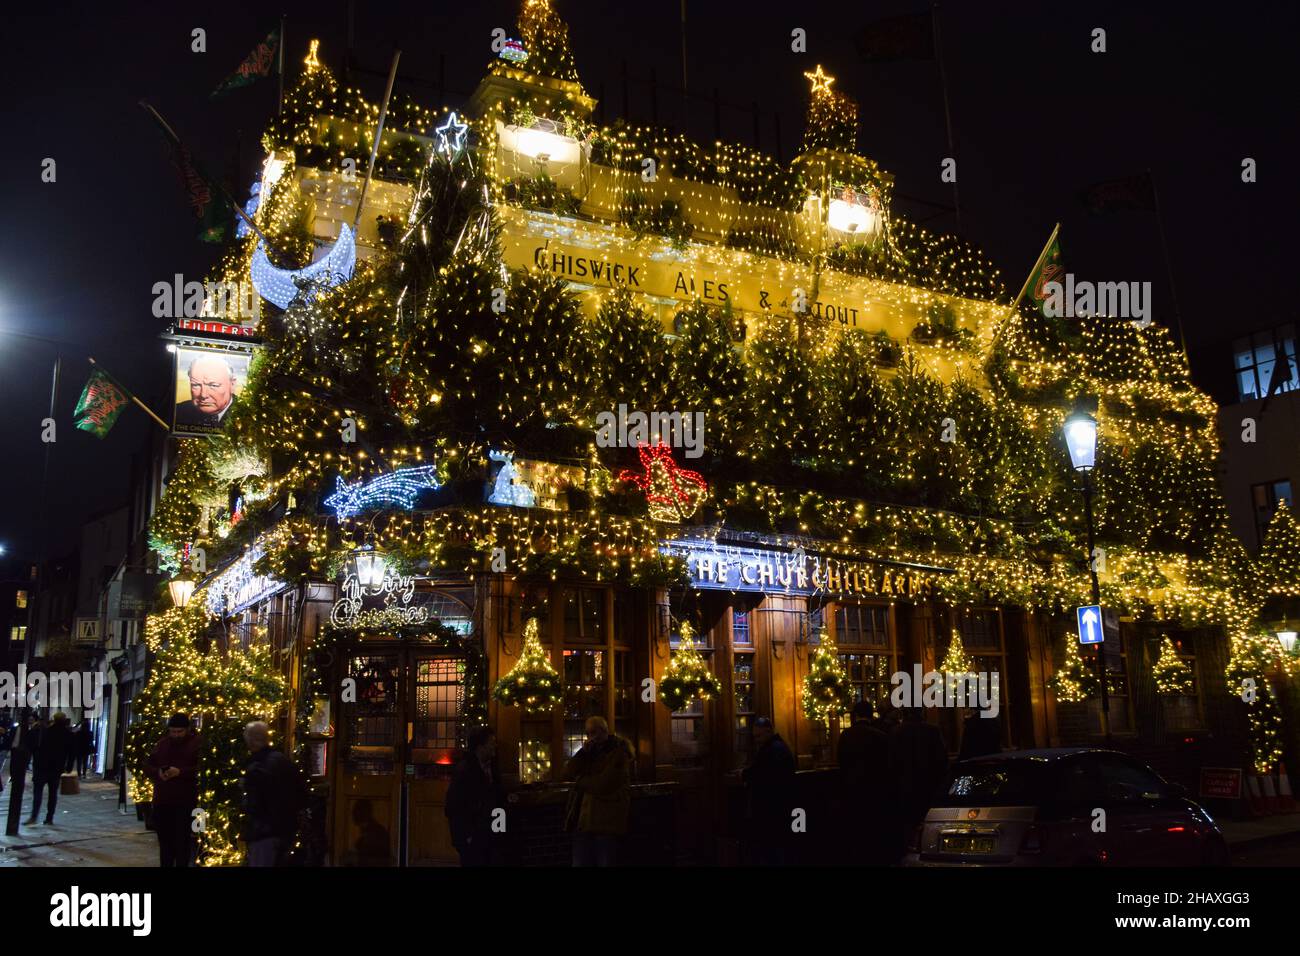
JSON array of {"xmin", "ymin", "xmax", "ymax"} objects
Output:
[
  {"xmin": 211, "ymin": 28, "xmax": 281, "ymax": 97},
  {"xmin": 73, "ymin": 369, "xmax": 129, "ymax": 438}
]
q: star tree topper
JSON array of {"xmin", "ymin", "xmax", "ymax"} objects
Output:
[{"xmin": 434, "ymin": 111, "xmax": 469, "ymax": 161}]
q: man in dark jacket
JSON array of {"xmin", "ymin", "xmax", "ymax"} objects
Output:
[
  {"xmin": 445, "ymin": 726, "xmax": 505, "ymax": 866},
  {"xmin": 241, "ymin": 721, "xmax": 306, "ymax": 866},
  {"xmin": 743, "ymin": 716, "xmax": 796, "ymax": 865},
  {"xmin": 837, "ymin": 700, "xmax": 893, "ymax": 864},
  {"xmin": 562, "ymin": 716, "xmax": 634, "ymax": 867},
  {"xmin": 889, "ymin": 705, "xmax": 949, "ymax": 862},
  {"xmin": 28, "ymin": 712, "xmax": 71, "ymax": 825},
  {"xmin": 146, "ymin": 713, "xmax": 202, "ymax": 867}
]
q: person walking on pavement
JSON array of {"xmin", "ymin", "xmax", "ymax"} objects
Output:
[
  {"xmin": 241, "ymin": 721, "xmax": 307, "ymax": 867},
  {"xmin": 70, "ymin": 720, "xmax": 93, "ymax": 778},
  {"xmin": 888, "ymin": 704, "xmax": 949, "ymax": 863},
  {"xmin": 28, "ymin": 712, "xmax": 71, "ymax": 826},
  {"xmin": 562, "ymin": 715, "xmax": 634, "ymax": 866},
  {"xmin": 837, "ymin": 700, "xmax": 894, "ymax": 864},
  {"xmin": 743, "ymin": 716, "xmax": 796, "ymax": 865},
  {"xmin": 0, "ymin": 720, "xmax": 13, "ymax": 793},
  {"xmin": 445, "ymin": 726, "xmax": 505, "ymax": 866},
  {"xmin": 146, "ymin": 713, "xmax": 202, "ymax": 867}
]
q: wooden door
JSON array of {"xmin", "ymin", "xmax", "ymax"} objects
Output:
[{"xmin": 331, "ymin": 646, "xmax": 465, "ymax": 866}]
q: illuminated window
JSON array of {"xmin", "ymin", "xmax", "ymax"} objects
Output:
[
  {"xmin": 15, "ymin": 590, "xmax": 27, "ymax": 609},
  {"xmin": 1234, "ymin": 325, "xmax": 1298, "ymax": 401},
  {"xmin": 10, "ymin": 625, "xmax": 26, "ymax": 644}
]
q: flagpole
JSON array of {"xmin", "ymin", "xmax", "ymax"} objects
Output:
[
  {"xmin": 353, "ymin": 50, "xmax": 402, "ymax": 232},
  {"xmin": 138, "ymin": 101, "xmax": 285, "ymax": 261},
  {"xmin": 1146, "ymin": 169, "xmax": 1188, "ymax": 356},
  {"xmin": 278, "ymin": 15, "xmax": 287, "ymax": 114},
  {"xmin": 1010, "ymin": 221, "xmax": 1060, "ymax": 313},
  {"xmin": 87, "ymin": 357, "xmax": 170, "ymax": 431},
  {"xmin": 931, "ymin": 3, "xmax": 961, "ymax": 231}
]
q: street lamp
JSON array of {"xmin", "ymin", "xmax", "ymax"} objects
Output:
[
  {"xmin": 168, "ymin": 565, "xmax": 196, "ymax": 609},
  {"xmin": 1063, "ymin": 408, "xmax": 1111, "ymax": 747},
  {"xmin": 349, "ymin": 536, "xmax": 387, "ymax": 589},
  {"xmin": 1277, "ymin": 630, "xmax": 1298, "ymax": 655}
]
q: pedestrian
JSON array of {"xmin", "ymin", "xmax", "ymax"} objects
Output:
[
  {"xmin": 445, "ymin": 726, "xmax": 504, "ymax": 866},
  {"xmin": 888, "ymin": 704, "xmax": 949, "ymax": 862},
  {"xmin": 562, "ymin": 715, "xmax": 634, "ymax": 866},
  {"xmin": 28, "ymin": 712, "xmax": 71, "ymax": 826},
  {"xmin": 146, "ymin": 713, "xmax": 202, "ymax": 867},
  {"xmin": 837, "ymin": 700, "xmax": 893, "ymax": 864},
  {"xmin": 957, "ymin": 709, "xmax": 1001, "ymax": 762},
  {"xmin": 241, "ymin": 721, "xmax": 307, "ymax": 867},
  {"xmin": 742, "ymin": 716, "xmax": 796, "ymax": 865},
  {"xmin": 0, "ymin": 720, "xmax": 13, "ymax": 793},
  {"xmin": 73, "ymin": 721, "xmax": 93, "ymax": 778}
]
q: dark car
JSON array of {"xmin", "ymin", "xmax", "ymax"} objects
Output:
[{"xmin": 903, "ymin": 748, "xmax": 1229, "ymax": 867}]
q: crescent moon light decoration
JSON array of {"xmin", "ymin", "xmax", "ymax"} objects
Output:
[{"xmin": 250, "ymin": 223, "xmax": 357, "ymax": 310}]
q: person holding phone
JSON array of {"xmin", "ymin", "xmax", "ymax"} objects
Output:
[{"xmin": 146, "ymin": 713, "xmax": 202, "ymax": 867}]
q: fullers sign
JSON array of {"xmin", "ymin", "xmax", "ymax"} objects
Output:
[{"xmin": 660, "ymin": 539, "xmax": 938, "ymax": 599}]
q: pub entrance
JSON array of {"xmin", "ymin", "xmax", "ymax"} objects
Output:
[{"xmin": 330, "ymin": 637, "xmax": 469, "ymax": 866}]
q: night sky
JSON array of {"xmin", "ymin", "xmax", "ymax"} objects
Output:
[{"xmin": 0, "ymin": 0, "xmax": 1294, "ymax": 561}]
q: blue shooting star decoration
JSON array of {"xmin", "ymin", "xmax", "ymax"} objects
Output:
[
  {"xmin": 324, "ymin": 465, "xmax": 441, "ymax": 519},
  {"xmin": 250, "ymin": 223, "xmax": 357, "ymax": 310},
  {"xmin": 434, "ymin": 111, "xmax": 469, "ymax": 161}
]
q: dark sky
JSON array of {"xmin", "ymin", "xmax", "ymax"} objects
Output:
[{"xmin": 0, "ymin": 0, "xmax": 1294, "ymax": 561}]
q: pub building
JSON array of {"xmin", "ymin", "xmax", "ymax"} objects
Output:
[{"xmin": 164, "ymin": 2, "xmax": 1259, "ymax": 866}]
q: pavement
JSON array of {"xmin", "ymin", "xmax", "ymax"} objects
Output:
[
  {"xmin": 1220, "ymin": 811, "xmax": 1300, "ymax": 849},
  {"xmin": 0, "ymin": 774, "xmax": 156, "ymax": 867}
]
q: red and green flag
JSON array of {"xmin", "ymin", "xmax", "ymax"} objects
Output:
[
  {"xmin": 140, "ymin": 102, "xmax": 235, "ymax": 244},
  {"xmin": 1010, "ymin": 223, "xmax": 1063, "ymax": 316},
  {"xmin": 73, "ymin": 369, "xmax": 129, "ymax": 438},
  {"xmin": 211, "ymin": 28, "xmax": 281, "ymax": 97}
]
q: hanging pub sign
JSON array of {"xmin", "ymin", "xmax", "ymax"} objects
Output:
[
  {"xmin": 660, "ymin": 539, "xmax": 942, "ymax": 599},
  {"xmin": 330, "ymin": 569, "xmax": 432, "ymax": 631}
]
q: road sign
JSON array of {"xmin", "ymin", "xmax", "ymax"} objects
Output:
[
  {"xmin": 1076, "ymin": 605, "xmax": 1103, "ymax": 644},
  {"xmin": 73, "ymin": 618, "xmax": 102, "ymax": 647}
]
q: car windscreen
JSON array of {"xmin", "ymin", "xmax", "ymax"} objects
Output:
[{"xmin": 941, "ymin": 762, "xmax": 1048, "ymax": 807}]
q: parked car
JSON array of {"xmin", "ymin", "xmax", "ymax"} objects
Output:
[{"xmin": 903, "ymin": 748, "xmax": 1229, "ymax": 867}]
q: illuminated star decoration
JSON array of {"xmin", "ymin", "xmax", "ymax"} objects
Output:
[
  {"xmin": 324, "ymin": 465, "xmax": 441, "ymax": 519},
  {"xmin": 434, "ymin": 111, "xmax": 469, "ymax": 161},
  {"xmin": 804, "ymin": 64, "xmax": 835, "ymax": 96},
  {"xmin": 619, "ymin": 441, "xmax": 708, "ymax": 523}
]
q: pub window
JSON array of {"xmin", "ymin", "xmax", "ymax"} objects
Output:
[
  {"xmin": 836, "ymin": 603, "xmax": 888, "ymax": 647},
  {"xmin": 563, "ymin": 587, "xmax": 606, "ymax": 644},
  {"xmin": 1252, "ymin": 479, "xmax": 1292, "ymax": 549},
  {"xmin": 733, "ymin": 651, "xmax": 755, "ymax": 767},
  {"xmin": 510, "ymin": 583, "xmax": 550, "ymax": 635},
  {"xmin": 732, "ymin": 608, "xmax": 751, "ymax": 645},
  {"xmin": 342, "ymin": 654, "xmax": 399, "ymax": 775},
  {"xmin": 668, "ymin": 609, "xmax": 714, "ymax": 768},
  {"xmin": 563, "ymin": 648, "xmax": 606, "ymax": 757},
  {"xmin": 1160, "ymin": 634, "xmax": 1203, "ymax": 732},
  {"xmin": 411, "ymin": 657, "xmax": 464, "ymax": 775}
]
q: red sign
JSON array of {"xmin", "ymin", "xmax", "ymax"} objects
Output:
[
  {"xmin": 176, "ymin": 319, "xmax": 259, "ymax": 339},
  {"xmin": 1199, "ymin": 767, "xmax": 1243, "ymax": 800}
]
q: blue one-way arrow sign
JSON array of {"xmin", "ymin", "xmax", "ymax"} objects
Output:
[{"xmin": 1076, "ymin": 605, "xmax": 1104, "ymax": 644}]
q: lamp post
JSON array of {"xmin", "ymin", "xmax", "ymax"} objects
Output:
[
  {"xmin": 349, "ymin": 536, "xmax": 387, "ymax": 589},
  {"xmin": 1064, "ymin": 409, "xmax": 1111, "ymax": 748}
]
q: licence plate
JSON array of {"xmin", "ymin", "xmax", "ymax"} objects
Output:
[{"xmin": 940, "ymin": 833, "xmax": 997, "ymax": 853}]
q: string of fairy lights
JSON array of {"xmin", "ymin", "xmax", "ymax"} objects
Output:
[{"xmin": 132, "ymin": 0, "xmax": 1300, "ymax": 845}]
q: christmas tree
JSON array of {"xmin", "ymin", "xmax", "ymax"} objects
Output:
[
  {"xmin": 494, "ymin": 617, "xmax": 561, "ymax": 711},
  {"xmin": 659, "ymin": 623, "xmax": 721, "ymax": 711},
  {"xmin": 802, "ymin": 630, "xmax": 853, "ymax": 726},
  {"xmin": 1047, "ymin": 632, "xmax": 1097, "ymax": 703},
  {"xmin": 1152, "ymin": 636, "xmax": 1194, "ymax": 695}
]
